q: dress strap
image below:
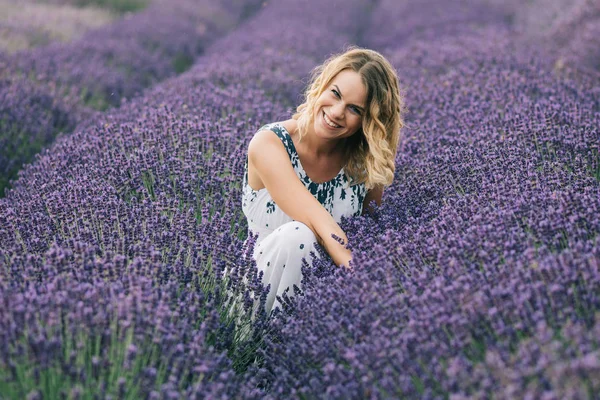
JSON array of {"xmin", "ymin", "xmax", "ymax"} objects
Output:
[{"xmin": 260, "ymin": 123, "xmax": 296, "ymax": 162}]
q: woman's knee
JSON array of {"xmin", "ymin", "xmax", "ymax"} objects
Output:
[
  {"xmin": 276, "ymin": 221, "xmax": 318, "ymax": 250},
  {"xmin": 252, "ymin": 221, "xmax": 320, "ymax": 261}
]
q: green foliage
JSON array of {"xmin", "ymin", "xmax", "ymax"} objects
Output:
[
  {"xmin": 172, "ymin": 53, "xmax": 195, "ymax": 74},
  {"xmin": 0, "ymin": 315, "xmax": 145, "ymax": 398},
  {"xmin": 0, "ymin": 117, "xmax": 71, "ymax": 197},
  {"xmin": 72, "ymin": 0, "xmax": 150, "ymax": 14}
]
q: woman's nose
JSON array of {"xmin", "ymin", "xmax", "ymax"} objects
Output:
[{"xmin": 330, "ymin": 102, "xmax": 345, "ymax": 119}]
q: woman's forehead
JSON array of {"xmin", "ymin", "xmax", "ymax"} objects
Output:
[{"xmin": 330, "ymin": 70, "xmax": 367, "ymax": 104}]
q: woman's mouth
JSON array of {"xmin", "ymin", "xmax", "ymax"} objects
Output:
[{"xmin": 323, "ymin": 110, "xmax": 342, "ymax": 129}]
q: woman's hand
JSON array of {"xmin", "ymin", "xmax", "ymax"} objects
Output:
[
  {"xmin": 318, "ymin": 230, "xmax": 353, "ymax": 269},
  {"xmin": 340, "ymin": 251, "xmax": 353, "ymax": 270}
]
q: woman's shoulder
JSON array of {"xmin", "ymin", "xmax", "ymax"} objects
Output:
[
  {"xmin": 250, "ymin": 120, "xmax": 295, "ymax": 152},
  {"xmin": 250, "ymin": 119, "xmax": 297, "ymax": 164},
  {"xmin": 256, "ymin": 119, "xmax": 296, "ymax": 135}
]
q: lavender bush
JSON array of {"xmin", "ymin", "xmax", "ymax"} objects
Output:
[
  {"xmin": 256, "ymin": 1, "xmax": 600, "ymax": 398},
  {"xmin": 7, "ymin": 0, "xmax": 260, "ymax": 109},
  {"xmin": 0, "ymin": 0, "xmax": 263, "ymax": 197},
  {"xmin": 363, "ymin": 0, "xmax": 515, "ymax": 53},
  {"xmin": 512, "ymin": 0, "xmax": 600, "ymax": 77},
  {"xmin": 548, "ymin": 1, "xmax": 600, "ymax": 76},
  {"xmin": 0, "ymin": 0, "xmax": 115, "ymax": 54},
  {"xmin": 1, "ymin": 0, "xmax": 599, "ymax": 398},
  {"xmin": 0, "ymin": 76, "xmax": 76, "ymax": 202},
  {"xmin": 1, "ymin": 0, "xmax": 371, "ymax": 397}
]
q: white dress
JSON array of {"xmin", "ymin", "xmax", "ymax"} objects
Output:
[{"xmin": 236, "ymin": 122, "xmax": 367, "ymax": 319}]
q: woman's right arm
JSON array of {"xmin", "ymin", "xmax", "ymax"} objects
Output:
[{"xmin": 248, "ymin": 130, "xmax": 353, "ymax": 269}]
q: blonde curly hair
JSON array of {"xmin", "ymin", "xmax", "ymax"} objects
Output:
[{"xmin": 293, "ymin": 46, "xmax": 405, "ymax": 191}]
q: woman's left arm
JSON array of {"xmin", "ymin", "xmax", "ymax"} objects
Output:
[{"xmin": 361, "ymin": 184, "xmax": 383, "ymax": 216}]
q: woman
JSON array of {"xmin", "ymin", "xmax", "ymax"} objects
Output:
[{"xmin": 241, "ymin": 46, "xmax": 404, "ymax": 317}]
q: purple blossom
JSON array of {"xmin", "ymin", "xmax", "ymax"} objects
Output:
[
  {"xmin": 1, "ymin": 0, "xmax": 599, "ymax": 398},
  {"xmin": 1, "ymin": 0, "xmax": 370, "ymax": 397},
  {"xmin": 0, "ymin": 0, "xmax": 265, "ymax": 197}
]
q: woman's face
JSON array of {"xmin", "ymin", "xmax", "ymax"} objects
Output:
[{"xmin": 312, "ymin": 69, "xmax": 367, "ymax": 142}]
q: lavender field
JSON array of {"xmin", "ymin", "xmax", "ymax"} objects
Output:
[
  {"xmin": 0, "ymin": 0, "xmax": 599, "ymax": 398},
  {"xmin": 0, "ymin": 0, "xmax": 262, "ymax": 196}
]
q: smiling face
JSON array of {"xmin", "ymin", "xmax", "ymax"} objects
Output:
[{"xmin": 312, "ymin": 69, "xmax": 367, "ymax": 142}]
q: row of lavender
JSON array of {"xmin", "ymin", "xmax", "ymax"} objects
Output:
[
  {"xmin": 510, "ymin": 0, "xmax": 600, "ymax": 77},
  {"xmin": 0, "ymin": 0, "xmax": 117, "ymax": 54},
  {"xmin": 0, "ymin": 0, "xmax": 263, "ymax": 197},
  {"xmin": 256, "ymin": 0, "xmax": 600, "ymax": 398},
  {"xmin": 363, "ymin": 0, "xmax": 600, "ymax": 79},
  {"xmin": 1, "ymin": 0, "xmax": 598, "ymax": 398},
  {"xmin": 0, "ymin": 0, "xmax": 373, "ymax": 398}
]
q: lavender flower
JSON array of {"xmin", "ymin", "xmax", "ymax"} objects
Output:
[
  {"xmin": 0, "ymin": 0, "xmax": 265, "ymax": 197},
  {"xmin": 1, "ymin": 0, "xmax": 370, "ymax": 397},
  {"xmin": 1, "ymin": 0, "xmax": 598, "ymax": 397}
]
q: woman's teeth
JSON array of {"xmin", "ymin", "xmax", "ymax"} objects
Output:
[{"xmin": 323, "ymin": 111, "xmax": 341, "ymax": 128}]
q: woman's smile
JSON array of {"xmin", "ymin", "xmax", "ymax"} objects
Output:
[{"xmin": 322, "ymin": 110, "xmax": 343, "ymax": 129}]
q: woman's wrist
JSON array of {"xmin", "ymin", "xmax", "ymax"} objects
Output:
[
  {"xmin": 314, "ymin": 222, "xmax": 352, "ymax": 268},
  {"xmin": 327, "ymin": 236, "xmax": 353, "ymax": 269}
]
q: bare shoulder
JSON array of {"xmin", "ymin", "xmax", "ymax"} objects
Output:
[
  {"xmin": 246, "ymin": 125, "xmax": 289, "ymax": 190},
  {"xmin": 248, "ymin": 119, "xmax": 296, "ymax": 157},
  {"xmin": 248, "ymin": 127, "xmax": 284, "ymax": 156}
]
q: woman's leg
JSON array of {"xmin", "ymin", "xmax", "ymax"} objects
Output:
[
  {"xmin": 253, "ymin": 221, "xmax": 321, "ymax": 316},
  {"xmin": 224, "ymin": 221, "xmax": 320, "ymax": 338}
]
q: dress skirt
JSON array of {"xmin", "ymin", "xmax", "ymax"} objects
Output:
[
  {"xmin": 251, "ymin": 221, "xmax": 321, "ymax": 316},
  {"xmin": 225, "ymin": 220, "xmax": 321, "ymax": 330}
]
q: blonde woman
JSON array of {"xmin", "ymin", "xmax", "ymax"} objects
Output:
[{"xmin": 241, "ymin": 46, "xmax": 405, "ymax": 316}]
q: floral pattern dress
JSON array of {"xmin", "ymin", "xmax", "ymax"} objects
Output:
[{"xmin": 239, "ymin": 122, "xmax": 367, "ymax": 316}]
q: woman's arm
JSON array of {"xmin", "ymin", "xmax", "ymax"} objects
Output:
[
  {"xmin": 361, "ymin": 184, "xmax": 383, "ymax": 216},
  {"xmin": 248, "ymin": 130, "xmax": 353, "ymax": 268}
]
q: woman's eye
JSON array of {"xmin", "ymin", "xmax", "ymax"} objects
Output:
[{"xmin": 331, "ymin": 89, "xmax": 361, "ymax": 115}]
